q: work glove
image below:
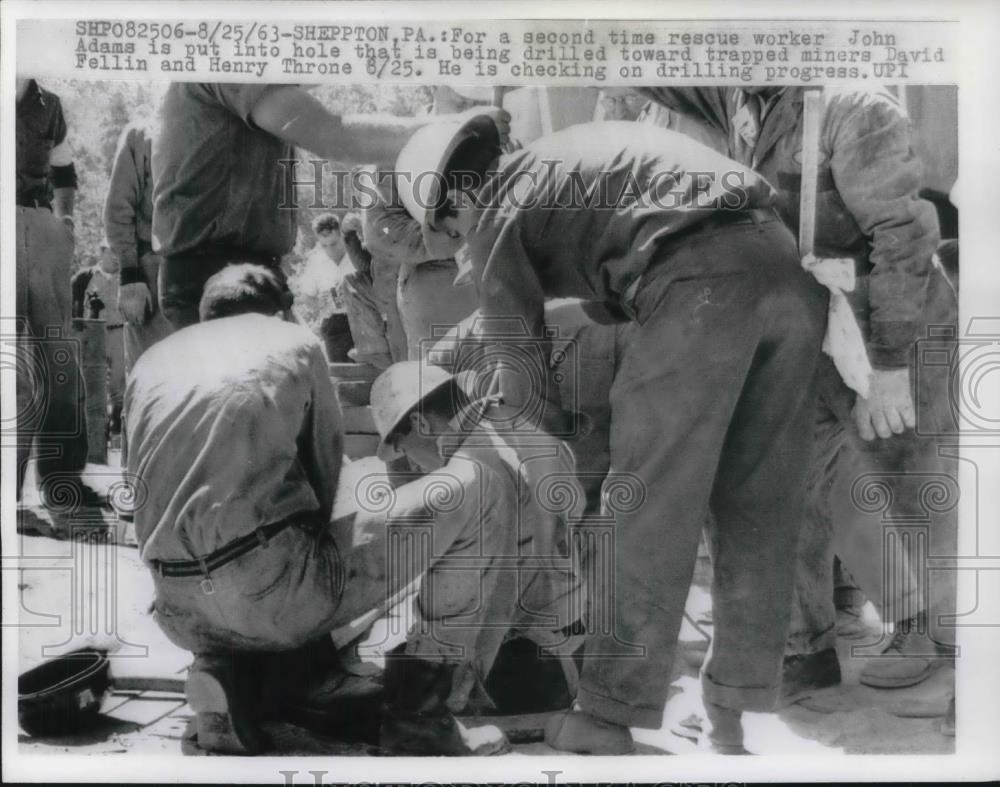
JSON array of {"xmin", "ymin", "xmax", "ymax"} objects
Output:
[
  {"xmin": 341, "ymin": 211, "xmax": 364, "ymax": 241},
  {"xmin": 118, "ymin": 281, "xmax": 153, "ymax": 325}
]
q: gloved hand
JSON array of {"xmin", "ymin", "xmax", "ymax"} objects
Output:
[
  {"xmin": 118, "ymin": 281, "xmax": 153, "ymax": 325},
  {"xmin": 341, "ymin": 211, "xmax": 363, "ymax": 240},
  {"xmin": 852, "ymin": 367, "xmax": 915, "ymax": 440}
]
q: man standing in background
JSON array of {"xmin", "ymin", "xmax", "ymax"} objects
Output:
[
  {"xmin": 641, "ymin": 86, "xmax": 958, "ymax": 699},
  {"xmin": 105, "ymin": 119, "xmax": 172, "ymax": 372},
  {"xmin": 152, "ymin": 83, "xmax": 508, "ymax": 332},
  {"xmin": 15, "ymin": 77, "xmax": 95, "ymax": 510},
  {"xmin": 71, "ymin": 240, "xmax": 126, "ymax": 438}
]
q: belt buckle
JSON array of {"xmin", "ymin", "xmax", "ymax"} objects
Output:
[
  {"xmin": 198, "ymin": 558, "xmax": 214, "ymax": 594},
  {"xmin": 620, "ymin": 276, "xmax": 642, "ymax": 321}
]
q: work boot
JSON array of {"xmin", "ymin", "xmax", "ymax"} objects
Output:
[
  {"xmin": 38, "ymin": 476, "xmax": 109, "ymax": 513},
  {"xmin": 859, "ymin": 612, "xmax": 953, "ymax": 689},
  {"xmin": 380, "ymin": 648, "xmax": 508, "ymax": 756},
  {"xmin": 669, "ymin": 701, "xmax": 748, "ymax": 754},
  {"xmin": 700, "ymin": 701, "xmax": 748, "ymax": 754},
  {"xmin": 835, "ymin": 604, "xmax": 870, "ymax": 640},
  {"xmin": 544, "ymin": 704, "xmax": 634, "ymax": 754},
  {"xmin": 780, "ymin": 647, "xmax": 841, "ymax": 705},
  {"xmin": 186, "ymin": 654, "xmax": 267, "ymax": 755}
]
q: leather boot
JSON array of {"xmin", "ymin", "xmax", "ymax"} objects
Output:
[
  {"xmin": 380, "ymin": 647, "xmax": 508, "ymax": 756},
  {"xmin": 699, "ymin": 700, "xmax": 748, "ymax": 754},
  {"xmin": 544, "ymin": 704, "xmax": 634, "ymax": 754},
  {"xmin": 186, "ymin": 653, "xmax": 267, "ymax": 755},
  {"xmin": 860, "ymin": 611, "xmax": 955, "ymax": 689}
]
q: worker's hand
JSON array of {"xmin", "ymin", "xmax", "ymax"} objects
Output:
[
  {"xmin": 478, "ymin": 106, "xmax": 511, "ymax": 148},
  {"xmin": 852, "ymin": 368, "xmax": 915, "ymax": 441},
  {"xmin": 118, "ymin": 282, "xmax": 153, "ymax": 325},
  {"xmin": 341, "ymin": 211, "xmax": 363, "ymax": 240}
]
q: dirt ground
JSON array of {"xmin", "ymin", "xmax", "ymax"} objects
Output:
[{"xmin": 14, "ymin": 457, "xmax": 955, "ymax": 757}]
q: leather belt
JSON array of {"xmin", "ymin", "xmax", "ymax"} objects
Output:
[{"xmin": 149, "ymin": 517, "xmax": 298, "ymax": 581}]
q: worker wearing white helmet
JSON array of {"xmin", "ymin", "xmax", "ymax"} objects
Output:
[
  {"xmin": 394, "ymin": 117, "xmax": 828, "ymax": 754},
  {"xmin": 369, "ymin": 360, "xmax": 586, "ymax": 755}
]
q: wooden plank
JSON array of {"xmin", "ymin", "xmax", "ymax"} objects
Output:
[
  {"xmin": 343, "ymin": 434, "xmax": 380, "ymax": 460},
  {"xmin": 342, "ymin": 405, "xmax": 376, "ymax": 434},
  {"xmin": 329, "ymin": 363, "xmax": 380, "ymax": 382},
  {"xmin": 111, "ymin": 675, "xmax": 186, "ymax": 694},
  {"xmin": 336, "ymin": 379, "xmax": 372, "ymax": 407},
  {"xmin": 798, "ymin": 89, "xmax": 824, "ymax": 256}
]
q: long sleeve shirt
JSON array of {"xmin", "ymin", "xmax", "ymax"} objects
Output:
[
  {"xmin": 638, "ymin": 86, "xmax": 940, "ymax": 368},
  {"xmin": 360, "ymin": 166, "xmax": 439, "ymax": 269},
  {"xmin": 124, "ymin": 313, "xmax": 342, "ymax": 562},
  {"xmin": 16, "ymin": 79, "xmax": 72, "ymax": 209},
  {"xmin": 104, "ymin": 121, "xmax": 156, "ymax": 273},
  {"xmin": 460, "ymin": 121, "xmax": 776, "ymax": 420}
]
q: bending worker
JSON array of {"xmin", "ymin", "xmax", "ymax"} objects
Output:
[
  {"xmin": 124, "ymin": 264, "xmax": 572, "ymax": 756},
  {"xmin": 394, "ymin": 116, "xmax": 828, "ymax": 754}
]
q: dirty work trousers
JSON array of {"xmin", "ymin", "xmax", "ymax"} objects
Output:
[
  {"xmin": 576, "ymin": 213, "xmax": 827, "ymax": 728},
  {"xmin": 150, "ymin": 446, "xmax": 580, "ymax": 712},
  {"xmin": 787, "ymin": 265, "xmax": 959, "ymax": 654},
  {"xmin": 399, "ymin": 259, "xmax": 479, "ymax": 361},
  {"xmin": 341, "ymin": 258, "xmax": 407, "ymax": 365},
  {"xmin": 14, "ymin": 206, "xmax": 89, "ymax": 496}
]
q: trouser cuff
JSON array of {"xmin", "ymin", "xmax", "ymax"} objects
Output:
[
  {"xmin": 785, "ymin": 625, "xmax": 837, "ymax": 656},
  {"xmin": 577, "ymin": 686, "xmax": 661, "ymax": 729},
  {"xmin": 702, "ymin": 673, "xmax": 778, "ymax": 713}
]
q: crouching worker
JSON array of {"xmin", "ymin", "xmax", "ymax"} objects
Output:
[
  {"xmin": 395, "ymin": 117, "xmax": 829, "ymax": 753},
  {"xmin": 125, "ymin": 264, "xmax": 579, "ymax": 756},
  {"xmin": 368, "ymin": 361, "xmax": 586, "ymax": 753}
]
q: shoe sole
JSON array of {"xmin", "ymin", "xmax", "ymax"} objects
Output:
[
  {"xmin": 544, "ymin": 713, "xmax": 635, "ymax": 755},
  {"xmin": 859, "ymin": 660, "xmax": 940, "ymax": 689}
]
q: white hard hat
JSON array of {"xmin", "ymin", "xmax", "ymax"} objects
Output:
[
  {"xmin": 370, "ymin": 361, "xmax": 458, "ymax": 461},
  {"xmin": 395, "ymin": 111, "xmax": 500, "ymax": 259}
]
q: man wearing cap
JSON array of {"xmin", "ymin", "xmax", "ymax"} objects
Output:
[
  {"xmin": 369, "ymin": 360, "xmax": 585, "ymax": 752},
  {"xmin": 152, "ymin": 83, "xmax": 509, "ymax": 332},
  {"xmin": 394, "ymin": 116, "xmax": 828, "ymax": 753}
]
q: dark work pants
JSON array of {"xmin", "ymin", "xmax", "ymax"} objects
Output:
[
  {"xmin": 577, "ymin": 216, "xmax": 828, "ymax": 728},
  {"xmin": 789, "ymin": 266, "xmax": 959, "ymax": 654},
  {"xmin": 159, "ymin": 249, "xmax": 283, "ymax": 331},
  {"xmin": 15, "ymin": 207, "xmax": 89, "ymax": 496}
]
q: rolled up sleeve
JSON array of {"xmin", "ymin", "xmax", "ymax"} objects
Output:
[{"xmin": 362, "ymin": 173, "xmax": 437, "ymax": 267}]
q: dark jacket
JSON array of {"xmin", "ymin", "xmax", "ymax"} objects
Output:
[{"xmin": 639, "ymin": 86, "xmax": 941, "ymax": 368}]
